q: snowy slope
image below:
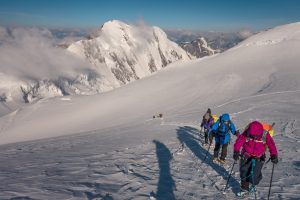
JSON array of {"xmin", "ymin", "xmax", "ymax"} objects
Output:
[
  {"xmin": 0, "ymin": 22, "xmax": 300, "ymax": 199},
  {"xmin": 0, "ymin": 21, "xmax": 191, "ymax": 106},
  {"xmin": 67, "ymin": 20, "xmax": 192, "ymax": 88}
]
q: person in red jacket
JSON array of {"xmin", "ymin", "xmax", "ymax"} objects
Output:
[{"xmin": 233, "ymin": 121, "xmax": 278, "ymax": 197}]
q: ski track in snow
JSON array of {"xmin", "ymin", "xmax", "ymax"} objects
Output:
[
  {"xmin": 0, "ymin": 91, "xmax": 300, "ymax": 199},
  {"xmin": 214, "ymin": 90, "xmax": 300, "ymax": 109},
  {"xmin": 2, "ymin": 91, "xmax": 299, "ymax": 199},
  {"xmin": 1, "ymin": 110, "xmax": 300, "ymax": 200}
]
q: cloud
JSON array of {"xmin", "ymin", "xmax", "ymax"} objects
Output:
[
  {"xmin": 132, "ymin": 18, "xmax": 154, "ymax": 40},
  {"xmin": 49, "ymin": 28, "xmax": 89, "ymax": 45},
  {"xmin": 238, "ymin": 28, "xmax": 254, "ymax": 39},
  {"xmin": 0, "ymin": 26, "xmax": 97, "ymax": 81},
  {"xmin": 128, "ymin": 19, "xmax": 157, "ymax": 53},
  {"xmin": 0, "ymin": 26, "xmax": 9, "ymax": 43}
]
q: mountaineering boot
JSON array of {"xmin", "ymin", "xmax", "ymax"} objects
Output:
[
  {"xmin": 248, "ymin": 185, "xmax": 258, "ymax": 199},
  {"xmin": 218, "ymin": 158, "xmax": 226, "ymax": 165},
  {"xmin": 213, "ymin": 157, "xmax": 219, "ymax": 163},
  {"xmin": 236, "ymin": 189, "xmax": 249, "ymax": 198},
  {"xmin": 237, "ymin": 181, "xmax": 250, "ymax": 197}
]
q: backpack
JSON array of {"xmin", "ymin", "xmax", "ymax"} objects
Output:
[
  {"xmin": 262, "ymin": 123, "xmax": 275, "ymax": 150},
  {"xmin": 217, "ymin": 119, "xmax": 231, "ymax": 136},
  {"xmin": 211, "ymin": 114, "xmax": 218, "ymax": 123},
  {"xmin": 243, "ymin": 122, "xmax": 274, "ymax": 153},
  {"xmin": 262, "ymin": 123, "xmax": 274, "ymax": 137}
]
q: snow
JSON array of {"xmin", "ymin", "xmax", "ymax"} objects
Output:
[
  {"xmin": 67, "ymin": 20, "xmax": 191, "ymax": 88},
  {"xmin": 0, "ymin": 21, "xmax": 190, "ymax": 104},
  {"xmin": 0, "ymin": 22, "xmax": 300, "ymax": 199}
]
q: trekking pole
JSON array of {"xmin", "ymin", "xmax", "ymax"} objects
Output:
[
  {"xmin": 223, "ymin": 160, "xmax": 237, "ymax": 192},
  {"xmin": 266, "ymin": 122, "xmax": 276, "ymax": 199},
  {"xmin": 267, "ymin": 163, "xmax": 275, "ymax": 200}
]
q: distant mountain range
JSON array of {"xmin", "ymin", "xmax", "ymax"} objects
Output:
[
  {"xmin": 179, "ymin": 37, "xmax": 215, "ymax": 58},
  {"xmin": 0, "ymin": 21, "xmax": 251, "ymax": 105},
  {"xmin": 0, "ymin": 20, "xmax": 192, "ymax": 103},
  {"xmin": 165, "ymin": 29, "xmax": 252, "ymax": 52}
]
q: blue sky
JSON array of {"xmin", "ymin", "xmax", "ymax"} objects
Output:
[{"xmin": 1, "ymin": 0, "xmax": 300, "ymax": 31}]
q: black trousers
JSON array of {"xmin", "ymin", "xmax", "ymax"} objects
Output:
[
  {"xmin": 204, "ymin": 130, "xmax": 214, "ymax": 144},
  {"xmin": 204, "ymin": 129, "xmax": 209, "ymax": 143},
  {"xmin": 213, "ymin": 143, "xmax": 228, "ymax": 160},
  {"xmin": 240, "ymin": 157, "xmax": 264, "ymax": 187}
]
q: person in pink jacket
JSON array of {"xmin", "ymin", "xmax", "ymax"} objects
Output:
[{"xmin": 233, "ymin": 121, "xmax": 278, "ymax": 196}]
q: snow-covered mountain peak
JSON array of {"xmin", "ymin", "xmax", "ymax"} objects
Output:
[
  {"xmin": 88, "ymin": 20, "xmax": 129, "ymax": 37},
  {"xmin": 0, "ymin": 21, "xmax": 192, "ymax": 104},
  {"xmin": 152, "ymin": 26, "xmax": 168, "ymax": 39},
  {"xmin": 102, "ymin": 19, "xmax": 128, "ymax": 28},
  {"xmin": 99, "ymin": 20, "xmax": 131, "ymax": 38},
  {"xmin": 67, "ymin": 20, "xmax": 191, "ymax": 87}
]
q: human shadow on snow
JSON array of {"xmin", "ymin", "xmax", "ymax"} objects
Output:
[
  {"xmin": 153, "ymin": 140, "xmax": 176, "ymax": 200},
  {"xmin": 176, "ymin": 126, "xmax": 240, "ymax": 194}
]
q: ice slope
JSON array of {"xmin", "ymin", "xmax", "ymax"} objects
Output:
[{"xmin": 0, "ymin": 22, "xmax": 300, "ymax": 199}]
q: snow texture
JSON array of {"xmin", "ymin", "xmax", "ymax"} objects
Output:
[
  {"xmin": 0, "ymin": 21, "xmax": 191, "ymax": 105},
  {"xmin": 0, "ymin": 22, "xmax": 300, "ymax": 199},
  {"xmin": 67, "ymin": 20, "xmax": 192, "ymax": 87}
]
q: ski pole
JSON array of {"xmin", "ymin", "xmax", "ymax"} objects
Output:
[
  {"xmin": 267, "ymin": 163, "xmax": 275, "ymax": 200},
  {"xmin": 266, "ymin": 122, "xmax": 276, "ymax": 199},
  {"xmin": 223, "ymin": 160, "xmax": 237, "ymax": 192}
]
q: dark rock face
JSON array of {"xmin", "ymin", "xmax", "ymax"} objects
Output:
[{"xmin": 180, "ymin": 38, "xmax": 215, "ymax": 58}]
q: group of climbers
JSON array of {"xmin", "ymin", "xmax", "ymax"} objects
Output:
[
  {"xmin": 200, "ymin": 109, "xmax": 238, "ymax": 164},
  {"xmin": 200, "ymin": 108, "xmax": 278, "ymax": 197}
]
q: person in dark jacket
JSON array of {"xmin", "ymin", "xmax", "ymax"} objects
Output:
[{"xmin": 200, "ymin": 108, "xmax": 214, "ymax": 145}]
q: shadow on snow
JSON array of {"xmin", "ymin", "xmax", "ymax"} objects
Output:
[
  {"xmin": 153, "ymin": 140, "xmax": 176, "ymax": 200},
  {"xmin": 176, "ymin": 126, "xmax": 240, "ymax": 194}
]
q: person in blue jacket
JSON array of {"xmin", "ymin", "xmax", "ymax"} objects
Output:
[{"xmin": 209, "ymin": 113, "xmax": 238, "ymax": 164}]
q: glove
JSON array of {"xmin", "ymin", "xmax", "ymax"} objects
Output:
[
  {"xmin": 271, "ymin": 155, "xmax": 278, "ymax": 164},
  {"xmin": 233, "ymin": 151, "xmax": 240, "ymax": 161}
]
